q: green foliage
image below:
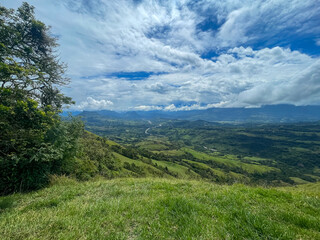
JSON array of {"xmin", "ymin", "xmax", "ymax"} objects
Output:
[
  {"xmin": 0, "ymin": 2, "xmax": 72, "ymax": 109},
  {"xmin": 0, "ymin": 87, "xmax": 55, "ymax": 194},
  {"xmin": 73, "ymin": 132, "xmax": 121, "ymax": 180},
  {"xmin": 0, "ymin": 3, "xmax": 79, "ymax": 195},
  {"xmin": 111, "ymin": 144, "xmax": 140, "ymax": 159},
  {"xmin": 0, "ymin": 112, "xmax": 84, "ymax": 194}
]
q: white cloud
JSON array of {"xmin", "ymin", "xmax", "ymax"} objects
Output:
[
  {"xmin": 164, "ymin": 104, "xmax": 176, "ymax": 111},
  {"xmin": 75, "ymin": 97, "xmax": 113, "ymax": 110},
  {"xmin": 3, "ymin": 0, "xmax": 320, "ymax": 110},
  {"xmin": 134, "ymin": 105, "xmax": 163, "ymax": 111},
  {"xmin": 216, "ymin": 6, "xmax": 252, "ymax": 47},
  {"xmin": 227, "ymin": 46, "xmax": 254, "ymax": 57},
  {"xmin": 6, "ymin": 0, "xmax": 317, "ymax": 78},
  {"xmin": 67, "ymin": 46, "xmax": 318, "ymax": 110},
  {"xmin": 134, "ymin": 102, "xmax": 228, "ymax": 111},
  {"xmin": 237, "ymin": 59, "xmax": 320, "ymax": 106}
]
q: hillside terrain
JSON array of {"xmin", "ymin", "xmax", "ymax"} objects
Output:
[
  {"xmin": 1, "ymin": 178, "xmax": 319, "ymax": 239},
  {"xmin": 77, "ymin": 114, "xmax": 320, "ymax": 186}
]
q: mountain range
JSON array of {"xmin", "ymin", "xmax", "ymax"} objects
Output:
[{"xmin": 64, "ymin": 104, "xmax": 320, "ymax": 123}]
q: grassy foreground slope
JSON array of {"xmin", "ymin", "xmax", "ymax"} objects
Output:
[{"xmin": 1, "ymin": 178, "xmax": 320, "ymax": 240}]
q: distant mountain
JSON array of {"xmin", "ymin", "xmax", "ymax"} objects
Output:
[
  {"xmin": 60, "ymin": 110, "xmax": 82, "ymax": 117},
  {"xmin": 71, "ymin": 104, "xmax": 320, "ymax": 123}
]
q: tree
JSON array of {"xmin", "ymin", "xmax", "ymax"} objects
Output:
[
  {"xmin": 0, "ymin": 2, "xmax": 73, "ymax": 109},
  {"xmin": 0, "ymin": 3, "xmax": 80, "ymax": 195}
]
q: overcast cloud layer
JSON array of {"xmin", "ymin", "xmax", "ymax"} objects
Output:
[{"xmin": 3, "ymin": 0, "xmax": 320, "ymax": 110}]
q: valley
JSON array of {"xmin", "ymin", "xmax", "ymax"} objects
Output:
[{"xmin": 79, "ymin": 112, "xmax": 320, "ymax": 186}]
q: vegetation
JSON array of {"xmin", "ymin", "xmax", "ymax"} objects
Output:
[
  {"xmin": 0, "ymin": 3, "xmax": 81, "ymax": 195},
  {"xmin": 1, "ymin": 178, "xmax": 319, "ymax": 239},
  {"xmin": 79, "ymin": 114, "xmax": 320, "ymax": 186},
  {"xmin": 1, "ymin": 3, "xmax": 320, "ymax": 239},
  {"xmin": 1, "ymin": 2, "xmax": 318, "ymax": 193}
]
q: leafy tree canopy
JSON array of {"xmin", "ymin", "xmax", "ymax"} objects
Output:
[
  {"xmin": 0, "ymin": 2, "xmax": 72, "ymax": 110},
  {"xmin": 0, "ymin": 2, "xmax": 80, "ymax": 195}
]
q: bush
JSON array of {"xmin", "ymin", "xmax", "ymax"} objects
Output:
[
  {"xmin": 0, "ymin": 113, "xmax": 84, "ymax": 195},
  {"xmin": 68, "ymin": 131, "xmax": 122, "ymax": 181}
]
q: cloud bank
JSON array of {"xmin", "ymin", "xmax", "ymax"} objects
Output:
[
  {"xmin": 76, "ymin": 97, "xmax": 113, "ymax": 111},
  {"xmin": 3, "ymin": 0, "xmax": 320, "ymax": 110}
]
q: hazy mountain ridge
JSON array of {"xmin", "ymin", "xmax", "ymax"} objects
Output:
[{"xmin": 66, "ymin": 104, "xmax": 320, "ymax": 123}]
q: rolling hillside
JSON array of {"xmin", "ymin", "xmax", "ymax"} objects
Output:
[{"xmin": 79, "ymin": 119, "xmax": 320, "ymax": 186}]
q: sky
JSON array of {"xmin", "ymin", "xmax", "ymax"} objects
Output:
[{"xmin": 2, "ymin": 0, "xmax": 320, "ymax": 111}]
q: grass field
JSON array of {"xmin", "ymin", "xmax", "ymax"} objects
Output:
[
  {"xmin": 113, "ymin": 153, "xmax": 172, "ymax": 178},
  {"xmin": 183, "ymin": 148, "xmax": 279, "ymax": 174},
  {"xmin": 1, "ymin": 178, "xmax": 319, "ymax": 239},
  {"xmin": 151, "ymin": 159, "xmax": 199, "ymax": 179}
]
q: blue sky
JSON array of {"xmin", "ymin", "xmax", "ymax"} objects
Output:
[{"xmin": 3, "ymin": 0, "xmax": 320, "ymax": 111}]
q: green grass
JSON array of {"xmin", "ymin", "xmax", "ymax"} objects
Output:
[
  {"xmin": 183, "ymin": 148, "xmax": 279, "ymax": 174},
  {"xmin": 304, "ymin": 174, "xmax": 320, "ymax": 181},
  {"xmin": 294, "ymin": 182, "xmax": 320, "ymax": 192},
  {"xmin": 289, "ymin": 177, "xmax": 311, "ymax": 184},
  {"xmin": 105, "ymin": 139, "xmax": 121, "ymax": 146},
  {"xmin": 152, "ymin": 159, "xmax": 200, "ymax": 179},
  {"xmin": 183, "ymin": 159, "xmax": 227, "ymax": 177},
  {"xmin": 1, "ymin": 178, "xmax": 319, "ymax": 239},
  {"xmin": 151, "ymin": 149, "xmax": 185, "ymax": 156},
  {"xmin": 136, "ymin": 140, "xmax": 171, "ymax": 151},
  {"xmin": 113, "ymin": 153, "xmax": 171, "ymax": 178},
  {"xmin": 138, "ymin": 143, "xmax": 170, "ymax": 151}
]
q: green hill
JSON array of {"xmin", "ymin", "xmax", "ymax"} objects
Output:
[
  {"xmin": 83, "ymin": 118, "xmax": 320, "ymax": 186},
  {"xmin": 1, "ymin": 178, "xmax": 319, "ymax": 239},
  {"xmin": 69, "ymin": 129, "xmax": 318, "ymax": 186}
]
